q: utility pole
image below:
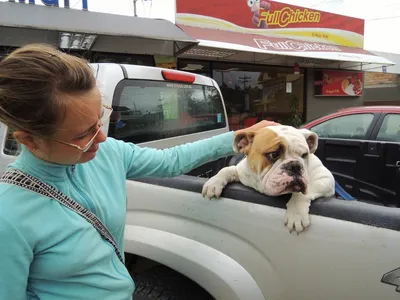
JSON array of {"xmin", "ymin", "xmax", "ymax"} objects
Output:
[
  {"xmin": 133, "ymin": 0, "xmax": 137, "ymax": 16},
  {"xmin": 239, "ymin": 76, "xmax": 251, "ymax": 90}
]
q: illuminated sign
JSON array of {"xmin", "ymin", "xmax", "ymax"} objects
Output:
[{"xmin": 8, "ymin": 0, "xmax": 88, "ymax": 10}]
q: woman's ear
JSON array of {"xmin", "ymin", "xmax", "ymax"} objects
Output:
[{"xmin": 13, "ymin": 130, "xmax": 38, "ymax": 152}]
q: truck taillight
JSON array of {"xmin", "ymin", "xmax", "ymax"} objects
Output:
[{"xmin": 161, "ymin": 70, "xmax": 195, "ymax": 84}]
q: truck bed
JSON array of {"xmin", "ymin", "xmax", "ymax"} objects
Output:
[
  {"xmin": 126, "ymin": 174, "xmax": 400, "ymax": 299},
  {"xmin": 135, "ymin": 175, "xmax": 400, "ymax": 232}
]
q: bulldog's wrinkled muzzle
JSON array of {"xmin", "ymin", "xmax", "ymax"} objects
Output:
[{"xmin": 287, "ymin": 176, "xmax": 307, "ymax": 194}]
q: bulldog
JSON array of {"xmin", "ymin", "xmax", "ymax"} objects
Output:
[{"xmin": 202, "ymin": 125, "xmax": 335, "ymax": 234}]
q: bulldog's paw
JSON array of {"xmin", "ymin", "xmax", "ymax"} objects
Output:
[
  {"xmin": 284, "ymin": 209, "xmax": 311, "ymax": 234},
  {"xmin": 202, "ymin": 176, "xmax": 227, "ymax": 200},
  {"xmin": 284, "ymin": 196, "xmax": 311, "ymax": 234}
]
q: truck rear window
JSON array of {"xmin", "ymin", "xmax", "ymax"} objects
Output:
[{"xmin": 108, "ymin": 79, "xmax": 226, "ymax": 144}]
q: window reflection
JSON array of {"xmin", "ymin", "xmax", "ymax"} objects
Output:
[
  {"xmin": 212, "ymin": 63, "xmax": 305, "ymax": 130},
  {"xmin": 177, "ymin": 60, "xmax": 211, "ymax": 77},
  {"xmin": 109, "ymin": 79, "xmax": 226, "ymax": 144},
  {"xmin": 376, "ymin": 114, "xmax": 400, "ymax": 142},
  {"xmin": 92, "ymin": 52, "xmax": 154, "ymax": 66},
  {"xmin": 310, "ymin": 114, "xmax": 374, "ymax": 140}
]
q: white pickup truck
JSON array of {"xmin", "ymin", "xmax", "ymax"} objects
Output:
[{"xmin": 1, "ymin": 64, "xmax": 400, "ymax": 300}]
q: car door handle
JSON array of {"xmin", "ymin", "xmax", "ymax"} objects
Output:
[
  {"xmin": 366, "ymin": 142, "xmax": 379, "ymax": 156},
  {"xmin": 396, "ymin": 161, "xmax": 400, "ymax": 168}
]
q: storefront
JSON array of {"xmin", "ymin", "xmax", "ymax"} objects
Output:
[
  {"xmin": 174, "ymin": 0, "xmax": 395, "ymax": 128},
  {"xmin": 178, "ymin": 59, "xmax": 305, "ymax": 128}
]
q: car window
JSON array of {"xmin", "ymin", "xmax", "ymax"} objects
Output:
[
  {"xmin": 376, "ymin": 114, "xmax": 400, "ymax": 142},
  {"xmin": 108, "ymin": 79, "xmax": 226, "ymax": 144},
  {"xmin": 310, "ymin": 113, "xmax": 374, "ymax": 140},
  {"xmin": 3, "ymin": 128, "xmax": 21, "ymax": 156}
]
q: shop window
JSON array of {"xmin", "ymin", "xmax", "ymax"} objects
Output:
[
  {"xmin": 310, "ymin": 114, "xmax": 374, "ymax": 140},
  {"xmin": 155, "ymin": 55, "xmax": 177, "ymax": 69},
  {"xmin": 3, "ymin": 128, "xmax": 21, "ymax": 156},
  {"xmin": 212, "ymin": 63, "xmax": 305, "ymax": 130},
  {"xmin": 376, "ymin": 114, "xmax": 400, "ymax": 142},
  {"xmin": 108, "ymin": 79, "xmax": 226, "ymax": 144},
  {"xmin": 0, "ymin": 48, "xmax": 17, "ymax": 62},
  {"xmin": 178, "ymin": 59, "xmax": 212, "ymax": 77},
  {"xmin": 65, "ymin": 51, "xmax": 93, "ymax": 61},
  {"xmin": 92, "ymin": 52, "xmax": 154, "ymax": 66}
]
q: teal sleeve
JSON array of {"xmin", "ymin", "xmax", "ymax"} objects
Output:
[
  {"xmin": 0, "ymin": 216, "xmax": 32, "ymax": 299},
  {"xmin": 121, "ymin": 131, "xmax": 235, "ymax": 178}
]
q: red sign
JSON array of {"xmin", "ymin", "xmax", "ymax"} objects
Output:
[
  {"xmin": 176, "ymin": 0, "xmax": 365, "ymax": 48},
  {"xmin": 318, "ymin": 71, "xmax": 363, "ymax": 96},
  {"xmin": 180, "ymin": 25, "xmax": 374, "ymax": 56}
]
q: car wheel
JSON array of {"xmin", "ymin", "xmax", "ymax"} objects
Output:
[{"xmin": 133, "ymin": 266, "xmax": 214, "ymax": 300}]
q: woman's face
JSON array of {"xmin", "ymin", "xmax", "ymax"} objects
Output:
[{"xmin": 35, "ymin": 87, "xmax": 108, "ymax": 165}]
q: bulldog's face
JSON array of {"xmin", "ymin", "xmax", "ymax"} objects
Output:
[{"xmin": 234, "ymin": 125, "xmax": 318, "ymax": 196}]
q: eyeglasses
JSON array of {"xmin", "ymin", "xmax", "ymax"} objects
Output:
[{"xmin": 51, "ymin": 104, "xmax": 113, "ymax": 152}]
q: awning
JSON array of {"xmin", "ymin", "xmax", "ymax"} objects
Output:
[
  {"xmin": 0, "ymin": 2, "xmax": 198, "ymax": 56},
  {"xmin": 178, "ymin": 25, "xmax": 395, "ymax": 71}
]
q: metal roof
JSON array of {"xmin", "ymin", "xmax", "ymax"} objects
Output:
[{"xmin": 0, "ymin": 2, "xmax": 198, "ymax": 56}]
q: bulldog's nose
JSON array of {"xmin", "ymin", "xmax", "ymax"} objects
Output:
[{"xmin": 284, "ymin": 161, "xmax": 302, "ymax": 175}]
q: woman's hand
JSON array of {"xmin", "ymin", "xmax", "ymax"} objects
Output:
[
  {"xmin": 233, "ymin": 120, "xmax": 280, "ymax": 154},
  {"xmin": 234, "ymin": 120, "xmax": 280, "ymax": 136}
]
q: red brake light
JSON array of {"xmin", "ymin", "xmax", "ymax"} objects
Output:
[{"xmin": 161, "ymin": 70, "xmax": 195, "ymax": 84}]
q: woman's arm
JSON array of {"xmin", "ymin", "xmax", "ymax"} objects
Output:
[
  {"xmin": 0, "ymin": 216, "xmax": 32, "ymax": 299},
  {"xmin": 122, "ymin": 131, "xmax": 235, "ymax": 179},
  {"xmin": 117, "ymin": 121, "xmax": 279, "ymax": 179}
]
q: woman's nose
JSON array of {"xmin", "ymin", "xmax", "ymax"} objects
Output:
[{"xmin": 96, "ymin": 129, "xmax": 107, "ymax": 143}]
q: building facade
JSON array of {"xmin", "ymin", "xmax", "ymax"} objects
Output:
[
  {"xmin": 173, "ymin": 0, "xmax": 394, "ymax": 128},
  {"xmin": 1, "ymin": 0, "xmax": 397, "ymax": 131}
]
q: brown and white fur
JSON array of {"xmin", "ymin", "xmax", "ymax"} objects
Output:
[{"xmin": 202, "ymin": 125, "xmax": 335, "ymax": 234}]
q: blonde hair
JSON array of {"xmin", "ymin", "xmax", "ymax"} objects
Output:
[{"xmin": 0, "ymin": 44, "xmax": 96, "ymax": 137}]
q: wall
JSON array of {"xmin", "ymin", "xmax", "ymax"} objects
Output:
[
  {"xmin": 305, "ymin": 69, "xmax": 364, "ymax": 121},
  {"xmin": 364, "ymin": 87, "xmax": 400, "ymax": 104},
  {"xmin": 368, "ymin": 51, "xmax": 400, "ymax": 73},
  {"xmin": 363, "ymin": 71, "xmax": 400, "ymax": 104}
]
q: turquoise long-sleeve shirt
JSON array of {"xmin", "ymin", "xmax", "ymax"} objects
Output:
[{"xmin": 0, "ymin": 132, "xmax": 235, "ymax": 300}]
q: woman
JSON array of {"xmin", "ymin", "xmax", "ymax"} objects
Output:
[{"xmin": 0, "ymin": 44, "xmax": 276, "ymax": 299}]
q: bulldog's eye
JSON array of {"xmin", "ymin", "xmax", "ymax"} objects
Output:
[
  {"xmin": 266, "ymin": 151, "xmax": 280, "ymax": 161},
  {"xmin": 302, "ymin": 153, "xmax": 308, "ymax": 159}
]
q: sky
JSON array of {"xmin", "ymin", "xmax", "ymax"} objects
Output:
[{"xmin": 2, "ymin": 0, "xmax": 400, "ymax": 54}]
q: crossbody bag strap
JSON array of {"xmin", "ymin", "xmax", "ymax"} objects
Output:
[{"xmin": 0, "ymin": 168, "xmax": 125, "ymax": 265}]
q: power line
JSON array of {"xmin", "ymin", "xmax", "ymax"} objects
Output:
[
  {"xmin": 71, "ymin": 0, "xmax": 80, "ymax": 9},
  {"xmin": 380, "ymin": 1, "xmax": 400, "ymax": 8},
  {"xmin": 367, "ymin": 15, "xmax": 400, "ymax": 21},
  {"xmin": 311, "ymin": 0, "xmax": 341, "ymax": 8},
  {"xmin": 311, "ymin": 0, "xmax": 331, "ymax": 7}
]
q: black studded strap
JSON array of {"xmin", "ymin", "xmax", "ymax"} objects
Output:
[{"xmin": 0, "ymin": 168, "xmax": 124, "ymax": 265}]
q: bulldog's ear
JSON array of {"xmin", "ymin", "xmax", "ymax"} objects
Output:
[
  {"xmin": 299, "ymin": 128, "xmax": 318, "ymax": 154},
  {"xmin": 233, "ymin": 131, "xmax": 256, "ymax": 154}
]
